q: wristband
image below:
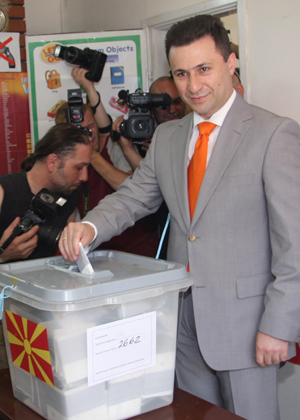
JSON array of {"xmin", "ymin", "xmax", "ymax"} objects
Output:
[
  {"xmin": 90, "ymin": 91, "xmax": 101, "ymax": 115},
  {"xmin": 110, "ymin": 129, "xmax": 121, "ymax": 142},
  {"xmin": 98, "ymin": 114, "xmax": 113, "ymax": 134}
]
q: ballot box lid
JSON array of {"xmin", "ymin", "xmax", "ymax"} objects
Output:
[{"xmin": 0, "ymin": 250, "xmax": 193, "ymax": 311}]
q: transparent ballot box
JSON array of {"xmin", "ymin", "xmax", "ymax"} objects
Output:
[{"xmin": 0, "ymin": 251, "xmax": 193, "ymax": 420}]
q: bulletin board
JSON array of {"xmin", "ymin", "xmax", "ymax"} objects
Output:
[{"xmin": 26, "ymin": 30, "xmax": 147, "ymax": 145}]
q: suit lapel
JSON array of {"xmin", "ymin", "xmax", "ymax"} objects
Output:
[
  {"xmin": 170, "ymin": 114, "xmax": 193, "ymax": 231},
  {"xmin": 191, "ymin": 95, "xmax": 253, "ymax": 226}
]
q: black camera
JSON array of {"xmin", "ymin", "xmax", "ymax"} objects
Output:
[
  {"xmin": 66, "ymin": 89, "xmax": 84, "ymax": 125},
  {"xmin": 53, "ymin": 44, "xmax": 107, "ymax": 83},
  {"xmin": 118, "ymin": 89, "xmax": 171, "ymax": 141},
  {"xmin": 0, "ymin": 189, "xmax": 67, "ymax": 253},
  {"xmin": 66, "ymin": 89, "xmax": 92, "ymax": 138}
]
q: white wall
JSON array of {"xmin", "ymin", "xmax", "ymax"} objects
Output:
[
  {"xmin": 246, "ymin": 0, "xmax": 300, "ymax": 121},
  {"xmin": 24, "ymin": 0, "xmax": 300, "ymax": 123}
]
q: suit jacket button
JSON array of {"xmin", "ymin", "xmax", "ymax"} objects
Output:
[{"xmin": 188, "ymin": 234, "xmax": 196, "ymax": 242}]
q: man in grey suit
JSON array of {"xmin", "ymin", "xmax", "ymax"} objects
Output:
[{"xmin": 59, "ymin": 15, "xmax": 300, "ymax": 420}]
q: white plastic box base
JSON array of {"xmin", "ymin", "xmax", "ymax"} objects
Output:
[
  {"xmin": 4, "ymin": 292, "xmax": 177, "ymax": 420},
  {"xmin": 0, "ymin": 251, "xmax": 192, "ymax": 420}
]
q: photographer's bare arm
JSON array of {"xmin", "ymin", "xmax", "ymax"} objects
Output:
[
  {"xmin": 59, "ymin": 222, "xmax": 95, "ymax": 262},
  {"xmin": 0, "ymin": 186, "xmax": 39, "ymax": 262},
  {"xmin": 90, "ymin": 149, "xmax": 131, "ymax": 190},
  {"xmin": 71, "ymin": 67, "xmax": 133, "ymax": 190},
  {"xmin": 71, "ymin": 67, "xmax": 111, "ymax": 134}
]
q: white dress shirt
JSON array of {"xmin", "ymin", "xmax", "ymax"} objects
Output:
[{"xmin": 188, "ymin": 89, "xmax": 236, "ymax": 166}]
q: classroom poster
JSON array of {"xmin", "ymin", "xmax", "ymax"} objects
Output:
[{"xmin": 26, "ymin": 31, "xmax": 147, "ymax": 145}]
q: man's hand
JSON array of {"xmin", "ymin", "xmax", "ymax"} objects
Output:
[
  {"xmin": 59, "ymin": 222, "xmax": 96, "ymax": 262},
  {"xmin": 71, "ymin": 67, "xmax": 94, "ymax": 94},
  {"xmin": 111, "ymin": 116, "xmax": 144, "ymax": 170},
  {"xmin": 255, "ymin": 331, "xmax": 289, "ymax": 367},
  {"xmin": 112, "ymin": 116, "xmax": 135, "ymax": 151},
  {"xmin": 0, "ymin": 217, "xmax": 39, "ymax": 262},
  {"xmin": 140, "ymin": 138, "xmax": 151, "ymax": 152}
]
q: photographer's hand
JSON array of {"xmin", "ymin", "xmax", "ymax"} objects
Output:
[
  {"xmin": 112, "ymin": 116, "xmax": 143, "ymax": 171},
  {"xmin": 0, "ymin": 217, "xmax": 39, "ymax": 262},
  {"xmin": 140, "ymin": 138, "xmax": 152, "ymax": 153},
  {"xmin": 71, "ymin": 67, "xmax": 95, "ymax": 99}
]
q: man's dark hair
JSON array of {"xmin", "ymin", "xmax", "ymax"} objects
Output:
[
  {"xmin": 165, "ymin": 14, "xmax": 232, "ymax": 63},
  {"xmin": 21, "ymin": 123, "xmax": 90, "ymax": 171}
]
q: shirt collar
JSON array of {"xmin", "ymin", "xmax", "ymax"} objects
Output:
[{"xmin": 193, "ymin": 89, "xmax": 236, "ymax": 128}]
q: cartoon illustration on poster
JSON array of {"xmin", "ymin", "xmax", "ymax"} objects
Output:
[{"xmin": 26, "ymin": 31, "xmax": 146, "ymax": 144}]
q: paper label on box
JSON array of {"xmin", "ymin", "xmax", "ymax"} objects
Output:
[{"xmin": 87, "ymin": 312, "xmax": 156, "ymax": 386}]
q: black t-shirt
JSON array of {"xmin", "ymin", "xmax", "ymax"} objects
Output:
[{"xmin": 0, "ymin": 172, "xmax": 79, "ymax": 260}]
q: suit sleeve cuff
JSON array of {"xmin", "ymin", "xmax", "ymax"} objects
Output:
[{"xmin": 82, "ymin": 221, "xmax": 98, "ymax": 253}]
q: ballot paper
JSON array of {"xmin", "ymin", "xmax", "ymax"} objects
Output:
[{"xmin": 76, "ymin": 242, "xmax": 94, "ymax": 275}]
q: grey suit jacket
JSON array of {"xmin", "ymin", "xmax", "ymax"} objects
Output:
[{"xmin": 85, "ymin": 94, "xmax": 300, "ymax": 371}]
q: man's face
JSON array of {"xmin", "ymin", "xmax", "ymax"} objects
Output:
[
  {"xmin": 50, "ymin": 143, "xmax": 92, "ymax": 196},
  {"xmin": 80, "ymin": 109, "xmax": 100, "ymax": 152},
  {"xmin": 151, "ymin": 79, "xmax": 185, "ymax": 124},
  {"xmin": 169, "ymin": 36, "xmax": 236, "ymax": 120}
]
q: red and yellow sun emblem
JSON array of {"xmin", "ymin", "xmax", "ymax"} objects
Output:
[{"xmin": 5, "ymin": 310, "xmax": 55, "ymax": 387}]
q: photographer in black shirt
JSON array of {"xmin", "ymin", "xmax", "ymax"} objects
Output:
[{"xmin": 0, "ymin": 124, "xmax": 91, "ymax": 263}]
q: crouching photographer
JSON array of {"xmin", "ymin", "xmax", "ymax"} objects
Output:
[{"xmin": 0, "ymin": 123, "xmax": 92, "ymax": 263}]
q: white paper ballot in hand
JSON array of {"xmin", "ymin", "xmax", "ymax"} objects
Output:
[{"xmin": 76, "ymin": 242, "xmax": 94, "ymax": 275}]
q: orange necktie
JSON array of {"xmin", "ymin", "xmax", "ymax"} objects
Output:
[{"xmin": 188, "ymin": 121, "xmax": 216, "ymax": 219}]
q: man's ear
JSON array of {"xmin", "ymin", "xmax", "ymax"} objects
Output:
[
  {"xmin": 228, "ymin": 52, "xmax": 237, "ymax": 76},
  {"xmin": 235, "ymin": 82, "xmax": 245, "ymax": 98},
  {"xmin": 46, "ymin": 154, "xmax": 59, "ymax": 172}
]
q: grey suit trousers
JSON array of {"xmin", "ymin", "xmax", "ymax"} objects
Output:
[{"xmin": 176, "ymin": 288, "xmax": 279, "ymax": 420}]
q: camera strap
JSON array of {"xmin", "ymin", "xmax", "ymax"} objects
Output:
[
  {"xmin": 0, "ymin": 225, "xmax": 25, "ymax": 254},
  {"xmin": 82, "ymin": 182, "xmax": 90, "ymax": 217}
]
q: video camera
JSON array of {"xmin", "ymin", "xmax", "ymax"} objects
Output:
[
  {"xmin": 118, "ymin": 88, "xmax": 172, "ymax": 141},
  {"xmin": 66, "ymin": 89, "xmax": 92, "ymax": 138},
  {"xmin": 53, "ymin": 44, "xmax": 107, "ymax": 83},
  {"xmin": 0, "ymin": 189, "xmax": 67, "ymax": 254}
]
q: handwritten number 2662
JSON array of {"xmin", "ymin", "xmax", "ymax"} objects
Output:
[{"xmin": 118, "ymin": 336, "xmax": 141, "ymax": 348}]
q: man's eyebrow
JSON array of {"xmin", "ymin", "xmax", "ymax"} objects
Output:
[
  {"xmin": 172, "ymin": 68, "xmax": 186, "ymax": 73},
  {"xmin": 195, "ymin": 62, "xmax": 212, "ymax": 68},
  {"xmin": 173, "ymin": 62, "xmax": 211, "ymax": 73}
]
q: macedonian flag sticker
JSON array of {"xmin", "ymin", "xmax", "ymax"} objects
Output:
[{"xmin": 5, "ymin": 310, "xmax": 55, "ymax": 387}]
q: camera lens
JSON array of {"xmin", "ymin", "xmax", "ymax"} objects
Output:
[
  {"xmin": 38, "ymin": 225, "xmax": 62, "ymax": 250},
  {"xmin": 53, "ymin": 45, "xmax": 66, "ymax": 59},
  {"xmin": 134, "ymin": 119, "xmax": 147, "ymax": 132},
  {"xmin": 64, "ymin": 46, "xmax": 85, "ymax": 65}
]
